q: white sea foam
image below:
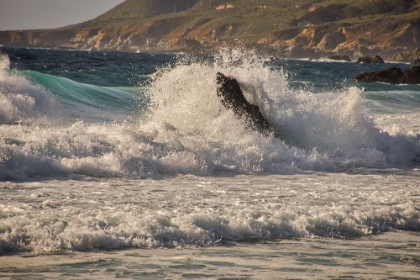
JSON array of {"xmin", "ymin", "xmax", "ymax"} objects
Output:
[
  {"xmin": 0, "ymin": 173, "xmax": 419, "ymax": 253},
  {"xmin": 0, "ymin": 49, "xmax": 419, "ymax": 260},
  {"xmin": 0, "ymin": 55, "xmax": 61, "ymax": 125},
  {"xmin": 0, "ymin": 49, "xmax": 419, "ymax": 181}
]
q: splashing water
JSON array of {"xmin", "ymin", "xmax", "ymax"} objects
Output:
[
  {"xmin": 0, "ymin": 49, "xmax": 419, "ymax": 180},
  {"xmin": 0, "ymin": 54, "xmax": 61, "ymax": 125},
  {"xmin": 0, "ymin": 49, "xmax": 419, "ymax": 264}
]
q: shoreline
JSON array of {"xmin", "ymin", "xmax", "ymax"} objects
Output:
[{"xmin": 0, "ymin": 45, "xmax": 417, "ymax": 65}]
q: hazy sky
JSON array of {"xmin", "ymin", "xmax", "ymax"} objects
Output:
[{"xmin": 0, "ymin": 0, "xmax": 125, "ymax": 31}]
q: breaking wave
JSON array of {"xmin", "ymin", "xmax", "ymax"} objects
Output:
[{"xmin": 0, "ymin": 49, "xmax": 419, "ymax": 180}]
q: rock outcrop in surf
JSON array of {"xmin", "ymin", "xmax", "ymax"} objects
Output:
[
  {"xmin": 353, "ymin": 67, "xmax": 403, "ymax": 84},
  {"xmin": 353, "ymin": 66, "xmax": 420, "ymax": 84},
  {"xmin": 356, "ymin": 55, "xmax": 385, "ymax": 64},
  {"xmin": 216, "ymin": 72, "xmax": 272, "ymax": 136}
]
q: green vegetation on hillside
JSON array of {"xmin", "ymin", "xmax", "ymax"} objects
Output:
[
  {"xmin": 78, "ymin": 0, "xmax": 420, "ymax": 31},
  {"xmin": 303, "ymin": 0, "xmax": 417, "ymax": 24},
  {"xmin": 63, "ymin": 0, "xmax": 417, "ymax": 56},
  {"xmin": 2, "ymin": 0, "xmax": 419, "ymax": 56}
]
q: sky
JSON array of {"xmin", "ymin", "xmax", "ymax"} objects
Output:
[{"xmin": 0, "ymin": 0, "xmax": 125, "ymax": 31}]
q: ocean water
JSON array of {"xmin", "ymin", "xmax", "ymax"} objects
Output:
[{"xmin": 0, "ymin": 47, "xmax": 419, "ymax": 279}]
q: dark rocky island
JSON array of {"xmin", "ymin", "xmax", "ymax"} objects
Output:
[
  {"xmin": 356, "ymin": 55, "xmax": 385, "ymax": 64},
  {"xmin": 353, "ymin": 66, "xmax": 420, "ymax": 84}
]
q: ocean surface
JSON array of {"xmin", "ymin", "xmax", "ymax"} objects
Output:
[{"xmin": 0, "ymin": 47, "xmax": 419, "ymax": 279}]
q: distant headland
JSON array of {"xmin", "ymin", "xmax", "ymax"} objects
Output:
[{"xmin": 1, "ymin": 0, "xmax": 419, "ymax": 63}]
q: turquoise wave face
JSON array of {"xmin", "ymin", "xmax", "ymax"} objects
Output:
[
  {"xmin": 22, "ymin": 70, "xmax": 148, "ymax": 122},
  {"xmin": 0, "ymin": 48, "xmax": 419, "ymax": 181},
  {"xmin": 3, "ymin": 47, "xmax": 177, "ymax": 87}
]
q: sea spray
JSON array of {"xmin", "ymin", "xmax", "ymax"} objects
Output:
[
  {"xmin": 146, "ymin": 49, "xmax": 420, "ymax": 167},
  {"xmin": 0, "ymin": 48, "xmax": 419, "ymax": 257},
  {"xmin": 0, "ymin": 49, "xmax": 419, "ymax": 180},
  {"xmin": 0, "ymin": 55, "xmax": 61, "ymax": 125}
]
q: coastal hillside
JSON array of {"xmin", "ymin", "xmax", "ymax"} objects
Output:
[{"xmin": 1, "ymin": 0, "xmax": 419, "ymax": 61}]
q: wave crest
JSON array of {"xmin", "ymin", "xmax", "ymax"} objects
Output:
[{"xmin": 0, "ymin": 49, "xmax": 419, "ymax": 179}]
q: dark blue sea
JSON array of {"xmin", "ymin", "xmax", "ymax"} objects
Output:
[{"xmin": 0, "ymin": 47, "xmax": 419, "ymax": 279}]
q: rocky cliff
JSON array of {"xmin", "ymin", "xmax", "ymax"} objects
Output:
[{"xmin": 1, "ymin": 0, "xmax": 420, "ymax": 61}]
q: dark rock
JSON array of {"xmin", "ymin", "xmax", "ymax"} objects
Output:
[
  {"xmin": 412, "ymin": 57, "xmax": 420, "ymax": 65},
  {"xmin": 356, "ymin": 55, "xmax": 385, "ymax": 64},
  {"xmin": 328, "ymin": 55, "xmax": 351, "ymax": 62},
  {"xmin": 353, "ymin": 66, "xmax": 420, "ymax": 84},
  {"xmin": 353, "ymin": 67, "xmax": 403, "ymax": 84},
  {"xmin": 401, "ymin": 66, "xmax": 420, "ymax": 84},
  {"xmin": 216, "ymin": 72, "xmax": 272, "ymax": 136}
]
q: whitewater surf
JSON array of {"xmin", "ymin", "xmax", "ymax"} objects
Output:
[{"xmin": 0, "ymin": 47, "xmax": 419, "ymax": 279}]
